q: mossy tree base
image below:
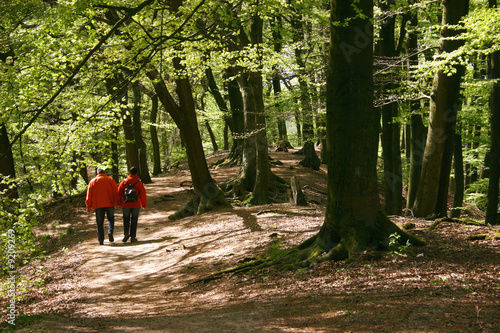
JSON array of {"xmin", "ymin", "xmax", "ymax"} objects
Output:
[
  {"xmin": 211, "ymin": 145, "xmax": 242, "ymax": 169},
  {"xmin": 220, "ymin": 168, "xmax": 289, "ymax": 205},
  {"xmin": 297, "ymin": 141, "xmax": 320, "ymax": 171},
  {"xmin": 168, "ymin": 185, "xmax": 230, "ymax": 221},
  {"xmin": 288, "ymin": 213, "xmax": 426, "ymax": 267}
]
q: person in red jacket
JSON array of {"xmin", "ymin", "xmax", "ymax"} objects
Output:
[
  {"xmin": 86, "ymin": 167, "xmax": 118, "ymax": 245},
  {"xmin": 117, "ymin": 166, "xmax": 147, "ymax": 243}
]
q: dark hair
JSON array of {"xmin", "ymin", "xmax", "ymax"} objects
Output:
[
  {"xmin": 130, "ymin": 166, "xmax": 138, "ymax": 175},
  {"xmin": 97, "ymin": 167, "xmax": 105, "ymax": 174}
]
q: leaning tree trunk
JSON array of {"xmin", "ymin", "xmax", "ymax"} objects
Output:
[
  {"xmin": 290, "ymin": 0, "xmax": 423, "ymax": 265},
  {"xmin": 146, "ymin": 0, "xmax": 228, "ymax": 219},
  {"xmin": 412, "ymin": 0, "xmax": 469, "ymax": 218}
]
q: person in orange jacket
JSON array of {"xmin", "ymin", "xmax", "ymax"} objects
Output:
[
  {"xmin": 86, "ymin": 167, "xmax": 119, "ymax": 245},
  {"xmin": 117, "ymin": 166, "xmax": 147, "ymax": 243}
]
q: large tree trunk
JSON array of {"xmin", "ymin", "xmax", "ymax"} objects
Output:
[
  {"xmin": 0, "ymin": 123, "xmax": 18, "ymax": 199},
  {"xmin": 292, "ymin": 0, "xmax": 423, "ymax": 264},
  {"xmin": 486, "ymin": 0, "xmax": 500, "ymax": 225},
  {"xmin": 412, "ymin": 0, "xmax": 469, "ymax": 218}
]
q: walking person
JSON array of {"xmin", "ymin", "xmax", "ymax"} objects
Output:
[
  {"xmin": 86, "ymin": 167, "xmax": 118, "ymax": 245},
  {"xmin": 118, "ymin": 166, "xmax": 147, "ymax": 243}
]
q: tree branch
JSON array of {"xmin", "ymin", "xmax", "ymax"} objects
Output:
[{"xmin": 1, "ymin": 0, "xmax": 154, "ymax": 161}]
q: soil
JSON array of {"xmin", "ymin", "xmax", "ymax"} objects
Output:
[{"xmin": 2, "ymin": 150, "xmax": 500, "ymax": 332}]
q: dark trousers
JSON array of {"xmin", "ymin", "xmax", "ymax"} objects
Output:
[
  {"xmin": 95, "ymin": 207, "xmax": 115, "ymax": 243},
  {"xmin": 123, "ymin": 207, "xmax": 140, "ymax": 238}
]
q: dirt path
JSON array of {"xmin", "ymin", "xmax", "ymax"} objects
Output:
[{"xmin": 4, "ymin": 151, "xmax": 500, "ymax": 332}]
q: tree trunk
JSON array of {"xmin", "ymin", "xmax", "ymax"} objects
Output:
[
  {"xmin": 486, "ymin": 0, "xmax": 500, "ymax": 224},
  {"xmin": 150, "ymin": 94, "xmax": 162, "ymax": 176},
  {"xmin": 271, "ymin": 16, "xmax": 290, "ymax": 148},
  {"xmin": 0, "ymin": 123, "xmax": 18, "ymax": 199},
  {"xmin": 407, "ymin": 114, "xmax": 427, "ymax": 213},
  {"xmin": 451, "ymin": 132, "xmax": 465, "ymax": 218},
  {"xmin": 405, "ymin": 9, "xmax": 426, "ymax": 214},
  {"xmin": 146, "ymin": 17, "xmax": 228, "ymax": 219},
  {"xmin": 291, "ymin": 7, "xmax": 314, "ymax": 142},
  {"xmin": 132, "ymin": 82, "xmax": 152, "ymax": 184},
  {"xmin": 211, "ymin": 68, "xmax": 244, "ymax": 168},
  {"xmin": 298, "ymin": 141, "xmax": 320, "ymax": 171},
  {"xmin": 375, "ymin": 0, "xmax": 402, "ymax": 216},
  {"xmin": 412, "ymin": 0, "xmax": 469, "ymax": 218},
  {"xmin": 110, "ymin": 125, "xmax": 119, "ymax": 183},
  {"xmin": 293, "ymin": 0, "xmax": 423, "ymax": 264},
  {"xmin": 121, "ymin": 93, "xmax": 140, "ymax": 173}
]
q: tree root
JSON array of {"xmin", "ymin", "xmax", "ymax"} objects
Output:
[
  {"xmin": 220, "ymin": 169, "xmax": 290, "ymax": 204},
  {"xmin": 190, "ymin": 258, "xmax": 268, "ymax": 284},
  {"xmin": 168, "ymin": 185, "xmax": 231, "ymax": 221},
  {"xmin": 210, "ymin": 146, "xmax": 242, "ymax": 169}
]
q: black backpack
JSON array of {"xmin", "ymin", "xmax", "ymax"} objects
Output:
[{"xmin": 123, "ymin": 180, "xmax": 140, "ymax": 203}]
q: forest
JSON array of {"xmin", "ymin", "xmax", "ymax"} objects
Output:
[{"xmin": 1, "ymin": 0, "xmax": 500, "ymax": 331}]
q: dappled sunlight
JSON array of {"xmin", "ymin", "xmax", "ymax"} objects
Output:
[{"xmin": 9, "ymin": 151, "xmax": 500, "ymax": 332}]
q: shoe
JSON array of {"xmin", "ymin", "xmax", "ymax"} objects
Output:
[
  {"xmin": 123, "ymin": 234, "xmax": 130, "ymax": 242},
  {"xmin": 108, "ymin": 234, "xmax": 114, "ymax": 242},
  {"xmin": 99, "ymin": 240, "xmax": 104, "ymax": 245},
  {"xmin": 131, "ymin": 237, "xmax": 138, "ymax": 243}
]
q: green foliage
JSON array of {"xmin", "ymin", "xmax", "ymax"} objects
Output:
[
  {"xmin": 0, "ymin": 190, "xmax": 42, "ymax": 275},
  {"xmin": 388, "ymin": 233, "xmax": 413, "ymax": 256},
  {"xmin": 464, "ymin": 178, "xmax": 491, "ymax": 212}
]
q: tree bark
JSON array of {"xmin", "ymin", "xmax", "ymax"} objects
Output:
[
  {"xmin": 375, "ymin": 0, "xmax": 402, "ymax": 216},
  {"xmin": 292, "ymin": 0, "xmax": 423, "ymax": 264},
  {"xmin": 132, "ymin": 82, "xmax": 152, "ymax": 183},
  {"xmin": 290, "ymin": 5, "xmax": 314, "ymax": 142},
  {"xmin": 146, "ymin": 0, "xmax": 228, "ymax": 219},
  {"xmin": 486, "ymin": 0, "xmax": 500, "ymax": 224},
  {"xmin": 412, "ymin": 0, "xmax": 469, "ymax": 218},
  {"xmin": 0, "ymin": 123, "xmax": 18, "ymax": 199},
  {"xmin": 150, "ymin": 94, "xmax": 162, "ymax": 176},
  {"xmin": 405, "ymin": 9, "xmax": 428, "ymax": 215},
  {"xmin": 451, "ymin": 132, "xmax": 465, "ymax": 218}
]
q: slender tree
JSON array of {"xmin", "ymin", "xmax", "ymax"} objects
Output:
[
  {"xmin": 149, "ymin": 94, "xmax": 162, "ymax": 176},
  {"xmin": 413, "ymin": 0, "xmax": 469, "ymax": 218},
  {"xmin": 375, "ymin": 0, "xmax": 402, "ymax": 215}
]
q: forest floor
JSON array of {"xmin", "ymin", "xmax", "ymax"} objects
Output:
[{"xmin": 2, "ymin": 149, "xmax": 500, "ymax": 332}]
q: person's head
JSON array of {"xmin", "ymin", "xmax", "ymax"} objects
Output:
[
  {"xmin": 129, "ymin": 166, "xmax": 138, "ymax": 175},
  {"xmin": 97, "ymin": 167, "xmax": 106, "ymax": 175}
]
